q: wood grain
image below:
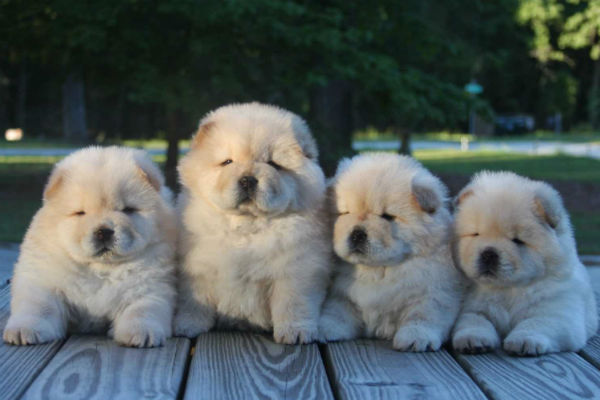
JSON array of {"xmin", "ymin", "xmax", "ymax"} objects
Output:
[
  {"xmin": 185, "ymin": 331, "xmax": 333, "ymax": 400},
  {"xmin": 0, "ymin": 285, "xmax": 65, "ymax": 399},
  {"xmin": 323, "ymin": 339, "xmax": 486, "ymax": 400},
  {"xmin": 22, "ymin": 335, "xmax": 191, "ymax": 400},
  {"xmin": 0, "ymin": 245, "xmax": 18, "ymax": 287},
  {"xmin": 455, "ymin": 350, "xmax": 600, "ymax": 400}
]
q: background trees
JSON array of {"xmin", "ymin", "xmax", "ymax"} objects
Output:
[{"xmin": 0, "ymin": 0, "xmax": 597, "ymax": 176}]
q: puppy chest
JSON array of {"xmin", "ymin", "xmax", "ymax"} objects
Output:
[{"xmin": 212, "ymin": 277, "xmax": 273, "ymax": 327}]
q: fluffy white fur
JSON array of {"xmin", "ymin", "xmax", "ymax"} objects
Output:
[
  {"xmin": 452, "ymin": 171, "xmax": 598, "ymax": 356},
  {"xmin": 175, "ymin": 103, "xmax": 331, "ymax": 344},
  {"xmin": 319, "ymin": 153, "xmax": 463, "ymax": 351},
  {"xmin": 3, "ymin": 146, "xmax": 177, "ymax": 347}
]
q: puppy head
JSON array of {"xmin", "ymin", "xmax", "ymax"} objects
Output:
[
  {"xmin": 331, "ymin": 153, "xmax": 450, "ymax": 267},
  {"xmin": 453, "ymin": 171, "xmax": 570, "ymax": 287},
  {"xmin": 179, "ymin": 103, "xmax": 326, "ymax": 217},
  {"xmin": 43, "ymin": 146, "xmax": 169, "ymax": 264}
]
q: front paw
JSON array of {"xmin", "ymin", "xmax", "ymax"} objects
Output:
[
  {"xmin": 113, "ymin": 319, "xmax": 168, "ymax": 348},
  {"xmin": 503, "ymin": 332, "xmax": 552, "ymax": 356},
  {"xmin": 3, "ymin": 316, "xmax": 64, "ymax": 345},
  {"xmin": 274, "ymin": 323, "xmax": 318, "ymax": 345},
  {"xmin": 453, "ymin": 329, "xmax": 499, "ymax": 354},
  {"xmin": 173, "ymin": 310, "xmax": 213, "ymax": 338},
  {"xmin": 393, "ymin": 325, "xmax": 443, "ymax": 352}
]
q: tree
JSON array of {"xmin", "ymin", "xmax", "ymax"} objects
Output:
[{"xmin": 519, "ymin": 0, "xmax": 600, "ymax": 129}]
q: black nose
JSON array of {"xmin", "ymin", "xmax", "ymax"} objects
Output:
[
  {"xmin": 239, "ymin": 176, "xmax": 258, "ymax": 194},
  {"xmin": 478, "ymin": 247, "xmax": 499, "ymax": 275},
  {"xmin": 349, "ymin": 227, "xmax": 368, "ymax": 252},
  {"xmin": 94, "ymin": 227, "xmax": 114, "ymax": 243}
]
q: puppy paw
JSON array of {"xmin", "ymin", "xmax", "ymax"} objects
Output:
[
  {"xmin": 393, "ymin": 325, "xmax": 442, "ymax": 352},
  {"xmin": 173, "ymin": 310, "xmax": 213, "ymax": 338},
  {"xmin": 503, "ymin": 332, "xmax": 552, "ymax": 356},
  {"xmin": 113, "ymin": 319, "xmax": 168, "ymax": 348},
  {"xmin": 274, "ymin": 324, "xmax": 318, "ymax": 345},
  {"xmin": 453, "ymin": 329, "xmax": 499, "ymax": 354},
  {"xmin": 3, "ymin": 316, "xmax": 64, "ymax": 345}
]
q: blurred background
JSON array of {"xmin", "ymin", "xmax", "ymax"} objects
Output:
[{"xmin": 0, "ymin": 0, "xmax": 598, "ymax": 254}]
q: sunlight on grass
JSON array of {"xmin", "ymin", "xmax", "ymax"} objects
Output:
[{"xmin": 414, "ymin": 149, "xmax": 600, "ymax": 182}]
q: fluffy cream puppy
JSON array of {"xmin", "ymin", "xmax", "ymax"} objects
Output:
[
  {"xmin": 3, "ymin": 146, "xmax": 177, "ymax": 347},
  {"xmin": 175, "ymin": 103, "xmax": 330, "ymax": 344},
  {"xmin": 452, "ymin": 172, "xmax": 597, "ymax": 356},
  {"xmin": 319, "ymin": 153, "xmax": 463, "ymax": 351}
]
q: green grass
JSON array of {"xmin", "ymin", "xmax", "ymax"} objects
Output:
[
  {"xmin": 414, "ymin": 149, "xmax": 600, "ymax": 182},
  {"xmin": 571, "ymin": 212, "xmax": 600, "ymax": 255},
  {"xmin": 354, "ymin": 129, "xmax": 600, "ymax": 143},
  {"xmin": 0, "ymin": 150, "xmax": 598, "ymax": 253}
]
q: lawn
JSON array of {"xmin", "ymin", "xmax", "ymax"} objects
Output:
[
  {"xmin": 0, "ymin": 150, "xmax": 598, "ymax": 253},
  {"xmin": 415, "ymin": 149, "xmax": 600, "ymax": 182}
]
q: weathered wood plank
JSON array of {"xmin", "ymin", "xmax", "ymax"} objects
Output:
[
  {"xmin": 455, "ymin": 350, "xmax": 600, "ymax": 400},
  {"xmin": 587, "ymin": 267, "xmax": 600, "ymax": 296},
  {"xmin": 578, "ymin": 269, "xmax": 600, "ymax": 369},
  {"xmin": 323, "ymin": 339, "xmax": 486, "ymax": 400},
  {"xmin": 22, "ymin": 335, "xmax": 191, "ymax": 400},
  {"xmin": 185, "ymin": 331, "xmax": 333, "ymax": 400},
  {"xmin": 0, "ymin": 244, "xmax": 18, "ymax": 287},
  {"xmin": 0, "ymin": 285, "xmax": 65, "ymax": 400}
]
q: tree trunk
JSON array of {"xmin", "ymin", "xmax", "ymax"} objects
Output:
[
  {"xmin": 165, "ymin": 109, "xmax": 182, "ymax": 191},
  {"xmin": 590, "ymin": 58, "xmax": 600, "ymax": 130},
  {"xmin": 399, "ymin": 130, "xmax": 411, "ymax": 155},
  {"xmin": 62, "ymin": 71, "xmax": 88, "ymax": 142},
  {"xmin": 16, "ymin": 61, "xmax": 27, "ymax": 131},
  {"xmin": 308, "ymin": 80, "xmax": 354, "ymax": 176}
]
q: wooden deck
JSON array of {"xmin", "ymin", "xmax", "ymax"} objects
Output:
[{"xmin": 2, "ymin": 257, "xmax": 600, "ymax": 399}]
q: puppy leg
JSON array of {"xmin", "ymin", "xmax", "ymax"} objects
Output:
[
  {"xmin": 112, "ymin": 296, "xmax": 174, "ymax": 348},
  {"xmin": 3, "ymin": 284, "xmax": 67, "ymax": 345},
  {"xmin": 503, "ymin": 307, "xmax": 587, "ymax": 356},
  {"xmin": 393, "ymin": 294, "xmax": 459, "ymax": 352},
  {"xmin": 318, "ymin": 295, "xmax": 362, "ymax": 342},
  {"xmin": 271, "ymin": 276, "xmax": 325, "ymax": 344},
  {"xmin": 452, "ymin": 312, "xmax": 500, "ymax": 354},
  {"xmin": 173, "ymin": 279, "xmax": 216, "ymax": 338}
]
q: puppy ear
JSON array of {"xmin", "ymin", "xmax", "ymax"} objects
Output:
[
  {"xmin": 190, "ymin": 121, "xmax": 215, "ymax": 150},
  {"xmin": 290, "ymin": 115, "xmax": 319, "ymax": 160},
  {"xmin": 411, "ymin": 174, "xmax": 442, "ymax": 214},
  {"xmin": 43, "ymin": 167, "xmax": 64, "ymax": 201},
  {"xmin": 533, "ymin": 183, "xmax": 563, "ymax": 229},
  {"xmin": 454, "ymin": 186, "xmax": 474, "ymax": 208},
  {"xmin": 133, "ymin": 151, "xmax": 164, "ymax": 191}
]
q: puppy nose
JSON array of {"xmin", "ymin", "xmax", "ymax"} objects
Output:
[
  {"xmin": 349, "ymin": 227, "xmax": 368, "ymax": 248},
  {"xmin": 239, "ymin": 176, "xmax": 258, "ymax": 193},
  {"xmin": 478, "ymin": 247, "xmax": 499, "ymax": 274},
  {"xmin": 94, "ymin": 227, "xmax": 114, "ymax": 243}
]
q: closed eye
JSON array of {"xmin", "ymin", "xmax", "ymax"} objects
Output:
[
  {"xmin": 220, "ymin": 159, "xmax": 233, "ymax": 166},
  {"xmin": 461, "ymin": 233, "xmax": 479, "ymax": 238},
  {"xmin": 72, "ymin": 211, "xmax": 85, "ymax": 216},
  {"xmin": 122, "ymin": 206, "xmax": 138, "ymax": 214},
  {"xmin": 381, "ymin": 213, "xmax": 395, "ymax": 221},
  {"xmin": 268, "ymin": 160, "xmax": 282, "ymax": 170},
  {"xmin": 512, "ymin": 237, "xmax": 525, "ymax": 246}
]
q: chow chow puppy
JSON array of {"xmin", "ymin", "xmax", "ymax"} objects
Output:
[
  {"xmin": 319, "ymin": 153, "xmax": 463, "ymax": 351},
  {"xmin": 451, "ymin": 172, "xmax": 597, "ymax": 356},
  {"xmin": 175, "ymin": 103, "xmax": 330, "ymax": 344},
  {"xmin": 3, "ymin": 146, "xmax": 177, "ymax": 347}
]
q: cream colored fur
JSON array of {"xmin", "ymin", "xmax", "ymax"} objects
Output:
[
  {"xmin": 175, "ymin": 103, "xmax": 331, "ymax": 344},
  {"xmin": 451, "ymin": 171, "xmax": 598, "ymax": 356},
  {"xmin": 3, "ymin": 146, "xmax": 177, "ymax": 347},
  {"xmin": 320, "ymin": 153, "xmax": 463, "ymax": 351}
]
